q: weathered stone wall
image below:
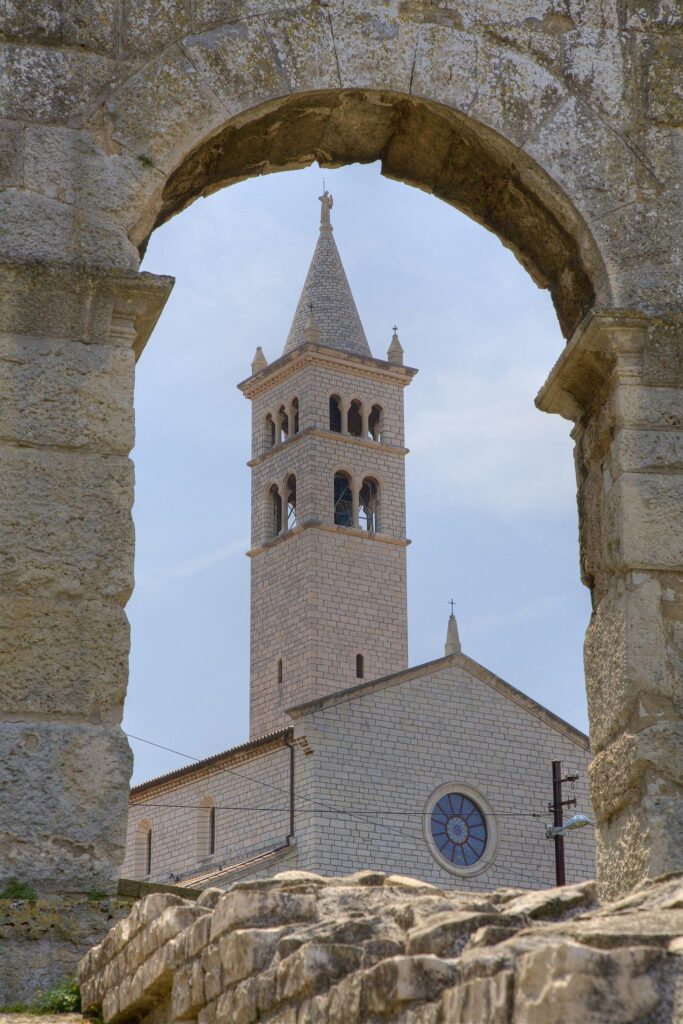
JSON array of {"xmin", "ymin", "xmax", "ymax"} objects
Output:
[
  {"xmin": 0, "ymin": 894, "xmax": 133, "ymax": 1007},
  {"xmin": 1, "ymin": 0, "xmax": 681, "ymax": 905},
  {"xmin": 77, "ymin": 869, "xmax": 683, "ymax": 1024}
]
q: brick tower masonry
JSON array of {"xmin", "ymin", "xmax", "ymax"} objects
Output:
[{"xmin": 239, "ymin": 193, "xmax": 417, "ymax": 738}]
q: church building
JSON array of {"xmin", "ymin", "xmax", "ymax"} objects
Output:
[{"xmin": 122, "ymin": 194, "xmax": 594, "ymax": 892}]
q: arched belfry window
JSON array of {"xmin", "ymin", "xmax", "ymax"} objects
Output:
[
  {"xmin": 278, "ymin": 405, "xmax": 289, "ymax": 443},
  {"xmin": 329, "ymin": 395, "xmax": 342, "ymax": 433},
  {"xmin": 264, "ymin": 413, "xmax": 276, "ymax": 449},
  {"xmin": 356, "ymin": 654, "xmax": 364, "ymax": 679},
  {"xmin": 285, "ymin": 474, "xmax": 297, "ymax": 529},
  {"xmin": 369, "ymin": 405, "xmax": 383, "ymax": 442},
  {"xmin": 197, "ymin": 796, "xmax": 216, "ymax": 861},
  {"xmin": 291, "ymin": 397, "xmax": 300, "ymax": 434},
  {"xmin": 348, "ymin": 399, "xmax": 363, "ymax": 437},
  {"xmin": 359, "ymin": 477, "xmax": 379, "ymax": 532},
  {"xmin": 134, "ymin": 820, "xmax": 152, "ymax": 879},
  {"xmin": 269, "ymin": 484, "xmax": 282, "ymax": 538},
  {"xmin": 334, "ymin": 472, "xmax": 353, "ymax": 527}
]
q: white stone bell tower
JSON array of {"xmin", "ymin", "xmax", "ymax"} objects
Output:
[{"xmin": 239, "ymin": 194, "xmax": 417, "ymax": 739}]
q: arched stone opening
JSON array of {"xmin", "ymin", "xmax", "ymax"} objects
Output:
[
  {"xmin": 2, "ymin": 6, "xmax": 681, "ymax": 909},
  {"xmin": 139, "ymin": 90, "xmax": 606, "ymax": 341}
]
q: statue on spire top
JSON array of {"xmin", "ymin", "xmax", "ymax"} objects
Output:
[{"xmin": 319, "ymin": 190, "xmax": 334, "ymax": 228}]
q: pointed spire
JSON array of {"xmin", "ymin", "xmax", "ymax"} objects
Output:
[
  {"xmin": 251, "ymin": 346, "xmax": 267, "ymax": 374},
  {"xmin": 445, "ymin": 604, "xmax": 461, "ymax": 656},
  {"xmin": 283, "ymin": 194, "xmax": 371, "ymax": 359},
  {"xmin": 387, "ymin": 325, "xmax": 404, "ymax": 365}
]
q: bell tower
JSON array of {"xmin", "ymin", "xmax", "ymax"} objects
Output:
[{"xmin": 239, "ymin": 194, "xmax": 417, "ymax": 739}]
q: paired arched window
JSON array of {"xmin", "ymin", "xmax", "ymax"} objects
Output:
[
  {"xmin": 134, "ymin": 820, "xmax": 152, "ymax": 879},
  {"xmin": 333, "ymin": 472, "xmax": 353, "ymax": 527},
  {"xmin": 267, "ymin": 475, "xmax": 297, "ymax": 539},
  {"xmin": 197, "ymin": 796, "xmax": 216, "ymax": 861},
  {"xmin": 333, "ymin": 473, "xmax": 381, "ymax": 531},
  {"xmin": 328, "ymin": 395, "xmax": 384, "ymax": 442},
  {"xmin": 263, "ymin": 398, "xmax": 300, "ymax": 451}
]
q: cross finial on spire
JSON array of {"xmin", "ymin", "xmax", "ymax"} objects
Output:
[
  {"xmin": 445, "ymin": 600, "xmax": 461, "ymax": 656},
  {"xmin": 387, "ymin": 324, "xmax": 404, "ymax": 365},
  {"xmin": 319, "ymin": 190, "xmax": 334, "ymax": 232}
]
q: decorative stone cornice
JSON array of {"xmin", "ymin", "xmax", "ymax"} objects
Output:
[
  {"xmin": 535, "ymin": 310, "xmax": 649, "ymax": 421},
  {"xmin": 238, "ymin": 342, "xmax": 417, "ymax": 399},
  {"xmin": 247, "ymin": 520, "xmax": 410, "ymax": 557},
  {"xmin": 0, "ymin": 262, "xmax": 173, "ymax": 359},
  {"xmin": 247, "ymin": 427, "xmax": 409, "ymax": 468}
]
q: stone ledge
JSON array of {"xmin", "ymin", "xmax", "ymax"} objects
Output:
[{"xmin": 78, "ymin": 870, "xmax": 683, "ymax": 1023}]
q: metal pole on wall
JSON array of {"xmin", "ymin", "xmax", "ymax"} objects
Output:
[{"xmin": 552, "ymin": 760, "xmax": 565, "ymax": 886}]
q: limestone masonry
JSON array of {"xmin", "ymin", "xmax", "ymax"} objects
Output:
[{"xmin": 77, "ymin": 869, "xmax": 683, "ymax": 1024}]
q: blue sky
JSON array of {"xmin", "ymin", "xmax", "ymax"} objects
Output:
[{"xmin": 124, "ymin": 162, "xmax": 591, "ymax": 785}]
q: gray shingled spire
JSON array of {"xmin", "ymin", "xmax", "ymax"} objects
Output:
[{"xmin": 283, "ymin": 192, "xmax": 371, "ymax": 358}]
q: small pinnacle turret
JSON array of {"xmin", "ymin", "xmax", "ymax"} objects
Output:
[
  {"xmin": 387, "ymin": 326, "xmax": 404, "ymax": 365},
  {"xmin": 284, "ymin": 193, "xmax": 371, "ymax": 359},
  {"xmin": 445, "ymin": 611, "xmax": 461, "ymax": 656},
  {"xmin": 251, "ymin": 346, "xmax": 267, "ymax": 374}
]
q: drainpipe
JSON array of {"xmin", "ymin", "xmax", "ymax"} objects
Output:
[{"xmin": 284, "ymin": 732, "xmax": 295, "ymax": 844}]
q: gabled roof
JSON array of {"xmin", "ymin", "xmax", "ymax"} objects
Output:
[
  {"xmin": 283, "ymin": 193, "xmax": 371, "ymax": 359},
  {"xmin": 286, "ymin": 652, "xmax": 589, "ymax": 750}
]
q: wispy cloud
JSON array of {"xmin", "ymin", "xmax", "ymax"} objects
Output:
[
  {"xmin": 136, "ymin": 538, "xmax": 248, "ymax": 590},
  {"xmin": 409, "ymin": 365, "xmax": 575, "ymax": 517}
]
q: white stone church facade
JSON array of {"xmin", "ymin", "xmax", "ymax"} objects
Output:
[{"xmin": 123, "ymin": 195, "xmax": 594, "ymax": 892}]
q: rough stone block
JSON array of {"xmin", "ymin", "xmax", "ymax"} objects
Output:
[
  {"xmin": 0, "ymin": 722, "xmax": 132, "ymax": 893},
  {"xmin": 0, "ymin": 0, "xmax": 119, "ymax": 54},
  {"xmin": 181, "ymin": 22, "xmax": 288, "ymax": 116},
  {"xmin": 0, "ymin": 120, "xmax": 23, "ymax": 186},
  {"xmin": 0, "ymin": 44, "xmax": 117, "ymax": 124},
  {"xmin": 0, "ymin": 186, "xmax": 138, "ymax": 269},
  {"xmin": 513, "ymin": 941, "xmax": 662, "ymax": 1022},
  {"xmin": 0, "ymin": 334, "xmax": 134, "ymax": 453},
  {"xmin": 103, "ymin": 44, "xmax": 228, "ymax": 174},
  {"xmin": 0, "ymin": 446, "xmax": 134, "ymax": 600},
  {"xmin": 0, "ymin": 595, "xmax": 128, "ymax": 722},
  {"xmin": 218, "ymin": 926, "xmax": 281, "ymax": 986},
  {"xmin": 642, "ymin": 35, "xmax": 683, "ymax": 124},
  {"xmin": 210, "ymin": 890, "xmax": 317, "ymax": 940},
  {"xmin": 23, "ymin": 126, "xmax": 163, "ymax": 244},
  {"xmin": 607, "ymin": 473, "xmax": 683, "ymax": 570},
  {"xmin": 442, "ymin": 968, "xmax": 513, "ymax": 1024}
]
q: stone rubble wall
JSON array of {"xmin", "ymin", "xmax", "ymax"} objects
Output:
[
  {"xmin": 78, "ymin": 870, "xmax": 683, "ymax": 1024},
  {"xmin": 0, "ymin": 895, "xmax": 134, "ymax": 1007}
]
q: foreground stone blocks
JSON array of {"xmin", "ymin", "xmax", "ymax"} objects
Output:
[{"xmin": 78, "ymin": 870, "xmax": 683, "ymax": 1024}]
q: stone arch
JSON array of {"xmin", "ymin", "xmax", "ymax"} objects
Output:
[{"xmin": 3, "ymin": 3, "xmax": 681, "ymax": 905}]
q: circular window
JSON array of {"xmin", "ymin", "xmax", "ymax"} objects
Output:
[
  {"xmin": 424, "ymin": 784, "xmax": 497, "ymax": 877},
  {"xmin": 430, "ymin": 792, "xmax": 487, "ymax": 866}
]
